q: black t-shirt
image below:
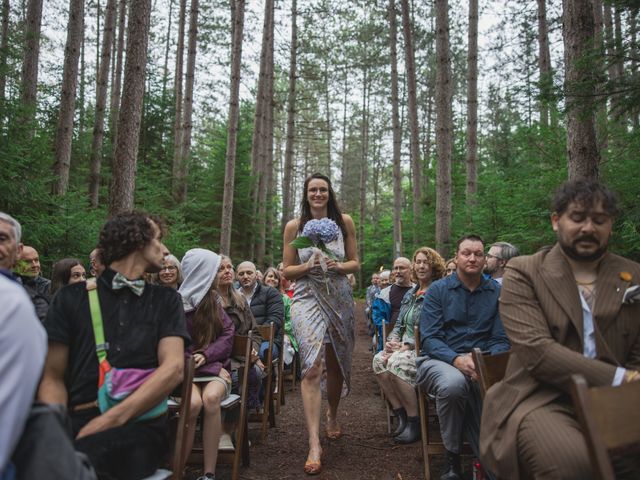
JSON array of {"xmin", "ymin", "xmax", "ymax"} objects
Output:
[
  {"xmin": 45, "ymin": 268, "xmax": 190, "ymax": 408},
  {"xmin": 389, "ymin": 283, "xmax": 413, "ymax": 325}
]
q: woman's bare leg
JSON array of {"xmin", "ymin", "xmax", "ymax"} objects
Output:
[
  {"xmin": 376, "ymin": 371, "xmax": 402, "ymax": 409},
  {"xmin": 391, "ymin": 375, "xmax": 419, "ymax": 417},
  {"xmin": 300, "ymin": 355, "xmax": 323, "ymax": 461},
  {"xmin": 201, "ymin": 380, "xmax": 227, "ymax": 474},
  {"xmin": 325, "ymin": 344, "xmax": 344, "ymax": 432}
]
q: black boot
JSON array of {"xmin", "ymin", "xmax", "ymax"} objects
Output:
[
  {"xmin": 440, "ymin": 450, "xmax": 462, "ymax": 480},
  {"xmin": 391, "ymin": 408, "xmax": 407, "ymax": 436},
  {"xmin": 394, "ymin": 416, "xmax": 421, "ymax": 444}
]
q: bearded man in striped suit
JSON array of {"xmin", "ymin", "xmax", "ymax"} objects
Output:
[{"xmin": 479, "ymin": 179, "xmax": 640, "ymax": 480}]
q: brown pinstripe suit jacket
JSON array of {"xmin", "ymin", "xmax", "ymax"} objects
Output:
[{"xmin": 479, "ymin": 244, "xmax": 640, "ymax": 479}]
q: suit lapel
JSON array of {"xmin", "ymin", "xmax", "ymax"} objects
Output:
[
  {"xmin": 593, "ymin": 253, "xmax": 626, "ymax": 334},
  {"xmin": 539, "ymin": 244, "xmax": 584, "ymax": 342}
]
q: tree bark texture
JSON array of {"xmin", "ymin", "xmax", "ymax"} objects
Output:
[
  {"xmin": 563, "ymin": 0, "xmax": 600, "ymax": 181},
  {"xmin": 16, "ymin": 0, "xmax": 43, "ymax": 141},
  {"xmin": 171, "ymin": 0, "xmax": 186, "ymax": 200},
  {"xmin": 0, "ymin": 0, "xmax": 10, "ymax": 127},
  {"xmin": 89, "ymin": 0, "xmax": 117, "ymax": 207},
  {"xmin": 176, "ymin": 0, "xmax": 199, "ymax": 203},
  {"xmin": 282, "ymin": 0, "xmax": 297, "ymax": 230},
  {"xmin": 435, "ymin": 0, "xmax": 452, "ymax": 256},
  {"xmin": 109, "ymin": 0, "xmax": 126, "ymax": 148},
  {"xmin": 255, "ymin": 0, "xmax": 275, "ymax": 269},
  {"xmin": 388, "ymin": 0, "xmax": 402, "ymax": 259},
  {"xmin": 108, "ymin": 0, "xmax": 152, "ymax": 215},
  {"xmin": 537, "ymin": 0, "xmax": 552, "ymax": 128},
  {"xmin": 220, "ymin": 0, "xmax": 245, "ymax": 256},
  {"xmin": 400, "ymin": 0, "xmax": 422, "ymax": 240},
  {"xmin": 52, "ymin": 0, "xmax": 85, "ymax": 196},
  {"xmin": 465, "ymin": 0, "xmax": 478, "ymax": 207}
]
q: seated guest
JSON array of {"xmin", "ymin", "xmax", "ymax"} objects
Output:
[
  {"xmin": 50, "ymin": 258, "xmax": 87, "ymax": 295},
  {"xmin": 416, "ymin": 234, "xmax": 510, "ymax": 480},
  {"xmin": 444, "ymin": 258, "xmax": 456, "ymax": 277},
  {"xmin": 480, "ymin": 180, "xmax": 640, "ymax": 480},
  {"xmin": 484, "ymin": 242, "xmax": 519, "ymax": 284},
  {"xmin": 277, "ymin": 262, "xmax": 294, "ymax": 298},
  {"xmin": 215, "ymin": 256, "xmax": 263, "ymax": 410},
  {"xmin": 38, "ymin": 212, "xmax": 189, "ymax": 480},
  {"xmin": 237, "ymin": 261, "xmax": 284, "ymax": 362},
  {"xmin": 15, "ymin": 245, "xmax": 51, "ymax": 322},
  {"xmin": 0, "ymin": 215, "xmax": 47, "ymax": 477},
  {"xmin": 179, "ymin": 249, "xmax": 234, "ymax": 480},
  {"xmin": 372, "ymin": 258, "xmax": 414, "ymax": 352},
  {"xmin": 373, "ymin": 247, "xmax": 445, "ymax": 444},
  {"xmin": 158, "ymin": 254, "xmax": 182, "ymax": 290},
  {"xmin": 89, "ymin": 248, "xmax": 105, "ymax": 278},
  {"xmin": 365, "ymin": 272, "xmax": 381, "ymax": 349},
  {"xmin": 378, "ymin": 270, "xmax": 391, "ymax": 289},
  {"xmin": 263, "ymin": 267, "xmax": 298, "ymax": 368}
]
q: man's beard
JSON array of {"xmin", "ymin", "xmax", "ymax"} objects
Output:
[{"xmin": 559, "ymin": 235, "xmax": 608, "ymax": 262}]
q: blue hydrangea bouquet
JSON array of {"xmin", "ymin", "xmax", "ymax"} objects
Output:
[
  {"xmin": 290, "ymin": 218, "xmax": 339, "ymax": 259},
  {"xmin": 291, "ymin": 218, "xmax": 340, "ymax": 292}
]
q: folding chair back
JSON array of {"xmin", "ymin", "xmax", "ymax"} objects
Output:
[
  {"xmin": 252, "ymin": 323, "xmax": 276, "ymax": 439},
  {"xmin": 471, "ymin": 347, "xmax": 510, "ymax": 399},
  {"xmin": 571, "ymin": 374, "xmax": 640, "ymax": 480}
]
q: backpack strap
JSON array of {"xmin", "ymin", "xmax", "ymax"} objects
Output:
[{"xmin": 86, "ymin": 279, "xmax": 108, "ymax": 364}]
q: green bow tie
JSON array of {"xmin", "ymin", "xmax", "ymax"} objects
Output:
[{"xmin": 112, "ymin": 272, "xmax": 145, "ymax": 296}]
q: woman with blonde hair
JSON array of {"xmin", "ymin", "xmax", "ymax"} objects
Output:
[{"xmin": 372, "ymin": 246, "xmax": 445, "ymax": 444}]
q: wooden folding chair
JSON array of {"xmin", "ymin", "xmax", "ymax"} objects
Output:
[
  {"xmin": 414, "ymin": 325, "xmax": 472, "ymax": 480},
  {"xmin": 471, "ymin": 347, "xmax": 510, "ymax": 399},
  {"xmin": 282, "ymin": 347, "xmax": 298, "ymax": 390},
  {"xmin": 188, "ymin": 333, "xmax": 253, "ymax": 480},
  {"xmin": 250, "ymin": 323, "xmax": 276, "ymax": 440},
  {"xmin": 571, "ymin": 374, "xmax": 640, "ymax": 480},
  {"xmin": 144, "ymin": 356, "xmax": 196, "ymax": 480}
]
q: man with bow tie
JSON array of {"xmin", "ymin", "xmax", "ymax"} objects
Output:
[
  {"xmin": 479, "ymin": 180, "xmax": 640, "ymax": 480},
  {"xmin": 39, "ymin": 212, "xmax": 190, "ymax": 480}
]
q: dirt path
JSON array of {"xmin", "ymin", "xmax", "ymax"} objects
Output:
[{"xmin": 215, "ymin": 300, "xmax": 425, "ymax": 480}]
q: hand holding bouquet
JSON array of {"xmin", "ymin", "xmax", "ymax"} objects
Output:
[{"xmin": 290, "ymin": 218, "xmax": 340, "ymax": 292}]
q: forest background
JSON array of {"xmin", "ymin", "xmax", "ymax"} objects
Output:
[{"xmin": 1, "ymin": 0, "xmax": 639, "ymax": 292}]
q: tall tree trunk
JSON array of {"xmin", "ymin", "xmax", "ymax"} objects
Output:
[
  {"xmin": 171, "ymin": 0, "xmax": 186, "ymax": 200},
  {"xmin": 603, "ymin": 4, "xmax": 619, "ymax": 117},
  {"xmin": 465, "ymin": 0, "xmax": 478, "ymax": 208},
  {"xmin": 176, "ymin": 0, "xmax": 198, "ymax": 203},
  {"xmin": 220, "ymin": 0, "xmax": 245, "ymax": 256},
  {"xmin": 88, "ymin": 0, "xmax": 117, "ymax": 207},
  {"xmin": 435, "ymin": 0, "xmax": 452, "ymax": 256},
  {"xmin": 109, "ymin": 0, "xmax": 126, "ymax": 147},
  {"xmin": 256, "ymin": 0, "xmax": 275, "ymax": 268},
  {"xmin": 52, "ymin": 0, "xmax": 84, "ymax": 196},
  {"xmin": 159, "ymin": 0, "xmax": 173, "ymax": 150},
  {"xmin": 388, "ymin": 0, "xmax": 402, "ymax": 258},
  {"xmin": 592, "ymin": 0, "xmax": 608, "ymax": 153},
  {"xmin": 400, "ymin": 0, "xmax": 422, "ymax": 241},
  {"xmin": 537, "ymin": 0, "xmax": 552, "ymax": 128},
  {"xmin": 563, "ymin": 0, "xmax": 600, "ymax": 180},
  {"xmin": 281, "ymin": 0, "xmax": 297, "ymax": 230},
  {"xmin": 16, "ymin": 0, "xmax": 43, "ymax": 141},
  {"xmin": 0, "ymin": 0, "xmax": 10, "ymax": 127},
  {"xmin": 339, "ymin": 70, "xmax": 348, "ymax": 199},
  {"xmin": 108, "ymin": 0, "xmax": 152, "ymax": 215},
  {"xmin": 323, "ymin": 57, "xmax": 332, "ymax": 182},
  {"xmin": 630, "ymin": 8, "xmax": 639, "ymax": 128}
]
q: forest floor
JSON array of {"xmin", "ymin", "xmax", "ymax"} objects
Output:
[{"xmin": 192, "ymin": 301, "xmax": 474, "ymax": 480}]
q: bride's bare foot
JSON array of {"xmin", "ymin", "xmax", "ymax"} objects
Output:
[{"xmin": 325, "ymin": 410, "xmax": 342, "ymax": 440}]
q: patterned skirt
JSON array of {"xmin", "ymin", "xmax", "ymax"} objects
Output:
[{"xmin": 372, "ymin": 348, "xmax": 417, "ymax": 386}]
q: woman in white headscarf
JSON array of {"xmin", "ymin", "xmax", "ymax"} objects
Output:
[{"xmin": 179, "ymin": 248, "xmax": 235, "ymax": 480}]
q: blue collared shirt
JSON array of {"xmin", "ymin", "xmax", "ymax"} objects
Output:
[{"xmin": 420, "ymin": 273, "xmax": 510, "ymax": 364}]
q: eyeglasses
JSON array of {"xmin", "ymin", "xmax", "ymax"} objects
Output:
[
  {"xmin": 161, "ymin": 266, "xmax": 177, "ymax": 272},
  {"xmin": 485, "ymin": 253, "xmax": 502, "ymax": 260}
]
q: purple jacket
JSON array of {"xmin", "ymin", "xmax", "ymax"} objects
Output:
[{"xmin": 185, "ymin": 306, "xmax": 234, "ymax": 376}]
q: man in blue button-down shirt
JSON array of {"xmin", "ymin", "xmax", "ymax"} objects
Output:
[{"xmin": 416, "ymin": 234, "xmax": 509, "ymax": 480}]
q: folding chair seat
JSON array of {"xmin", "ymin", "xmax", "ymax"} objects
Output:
[
  {"xmin": 571, "ymin": 374, "xmax": 640, "ymax": 480},
  {"xmin": 274, "ymin": 342, "xmax": 285, "ymax": 412}
]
